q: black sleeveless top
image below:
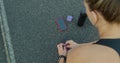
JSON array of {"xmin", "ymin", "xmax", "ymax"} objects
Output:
[{"xmin": 95, "ymin": 39, "xmax": 120, "ymax": 55}]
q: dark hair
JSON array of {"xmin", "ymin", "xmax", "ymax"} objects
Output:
[{"xmin": 85, "ymin": 0, "xmax": 120, "ymax": 23}]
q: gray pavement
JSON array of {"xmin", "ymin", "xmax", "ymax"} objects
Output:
[
  {"xmin": 2, "ymin": 0, "xmax": 99, "ymax": 63},
  {"xmin": 0, "ymin": 29, "xmax": 7, "ymax": 63}
]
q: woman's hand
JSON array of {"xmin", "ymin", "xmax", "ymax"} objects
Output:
[
  {"xmin": 57, "ymin": 40, "xmax": 79, "ymax": 56},
  {"xmin": 57, "ymin": 43, "xmax": 67, "ymax": 56},
  {"xmin": 65, "ymin": 40, "xmax": 79, "ymax": 49}
]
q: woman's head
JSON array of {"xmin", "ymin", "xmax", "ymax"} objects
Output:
[{"xmin": 84, "ymin": 0, "xmax": 120, "ymax": 26}]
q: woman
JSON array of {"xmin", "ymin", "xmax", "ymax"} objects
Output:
[{"xmin": 57, "ymin": 0, "xmax": 120, "ymax": 63}]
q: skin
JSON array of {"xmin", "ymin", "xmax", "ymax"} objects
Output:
[{"xmin": 57, "ymin": 1, "xmax": 120, "ymax": 63}]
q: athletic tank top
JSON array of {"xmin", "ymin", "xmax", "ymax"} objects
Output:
[{"xmin": 95, "ymin": 39, "xmax": 120, "ymax": 55}]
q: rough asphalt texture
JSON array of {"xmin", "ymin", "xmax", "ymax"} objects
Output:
[
  {"xmin": 3, "ymin": 0, "xmax": 99, "ymax": 63},
  {"xmin": 0, "ymin": 28, "xmax": 7, "ymax": 63}
]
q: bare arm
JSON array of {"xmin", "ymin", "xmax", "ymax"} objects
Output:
[
  {"xmin": 57, "ymin": 40, "xmax": 98, "ymax": 63},
  {"xmin": 59, "ymin": 58, "xmax": 65, "ymax": 63},
  {"xmin": 66, "ymin": 40, "xmax": 98, "ymax": 50},
  {"xmin": 57, "ymin": 43, "xmax": 67, "ymax": 63}
]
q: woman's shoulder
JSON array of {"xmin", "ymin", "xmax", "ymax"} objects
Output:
[
  {"xmin": 78, "ymin": 44, "xmax": 119, "ymax": 55},
  {"xmin": 67, "ymin": 44, "xmax": 120, "ymax": 63}
]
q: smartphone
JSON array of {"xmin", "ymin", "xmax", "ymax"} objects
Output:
[{"xmin": 55, "ymin": 18, "xmax": 67, "ymax": 32}]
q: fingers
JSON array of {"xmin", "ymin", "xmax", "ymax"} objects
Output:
[
  {"xmin": 57, "ymin": 43, "xmax": 68, "ymax": 50},
  {"xmin": 65, "ymin": 45, "xmax": 71, "ymax": 48},
  {"xmin": 57, "ymin": 43, "xmax": 64, "ymax": 48},
  {"xmin": 57, "ymin": 40, "xmax": 77, "ymax": 56},
  {"xmin": 66, "ymin": 40, "xmax": 74, "ymax": 44},
  {"xmin": 65, "ymin": 40, "xmax": 74, "ymax": 47},
  {"xmin": 65, "ymin": 40, "xmax": 75, "ymax": 46},
  {"xmin": 57, "ymin": 43, "xmax": 67, "ymax": 56},
  {"xmin": 57, "ymin": 40, "xmax": 74, "ymax": 47}
]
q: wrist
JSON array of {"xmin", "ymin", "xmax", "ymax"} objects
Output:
[
  {"xmin": 58, "ymin": 55, "xmax": 66, "ymax": 62},
  {"xmin": 58, "ymin": 58, "xmax": 64, "ymax": 62}
]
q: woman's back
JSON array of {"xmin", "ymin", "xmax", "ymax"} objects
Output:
[
  {"xmin": 95, "ymin": 39, "xmax": 120, "ymax": 55},
  {"xmin": 67, "ymin": 42, "xmax": 120, "ymax": 63}
]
